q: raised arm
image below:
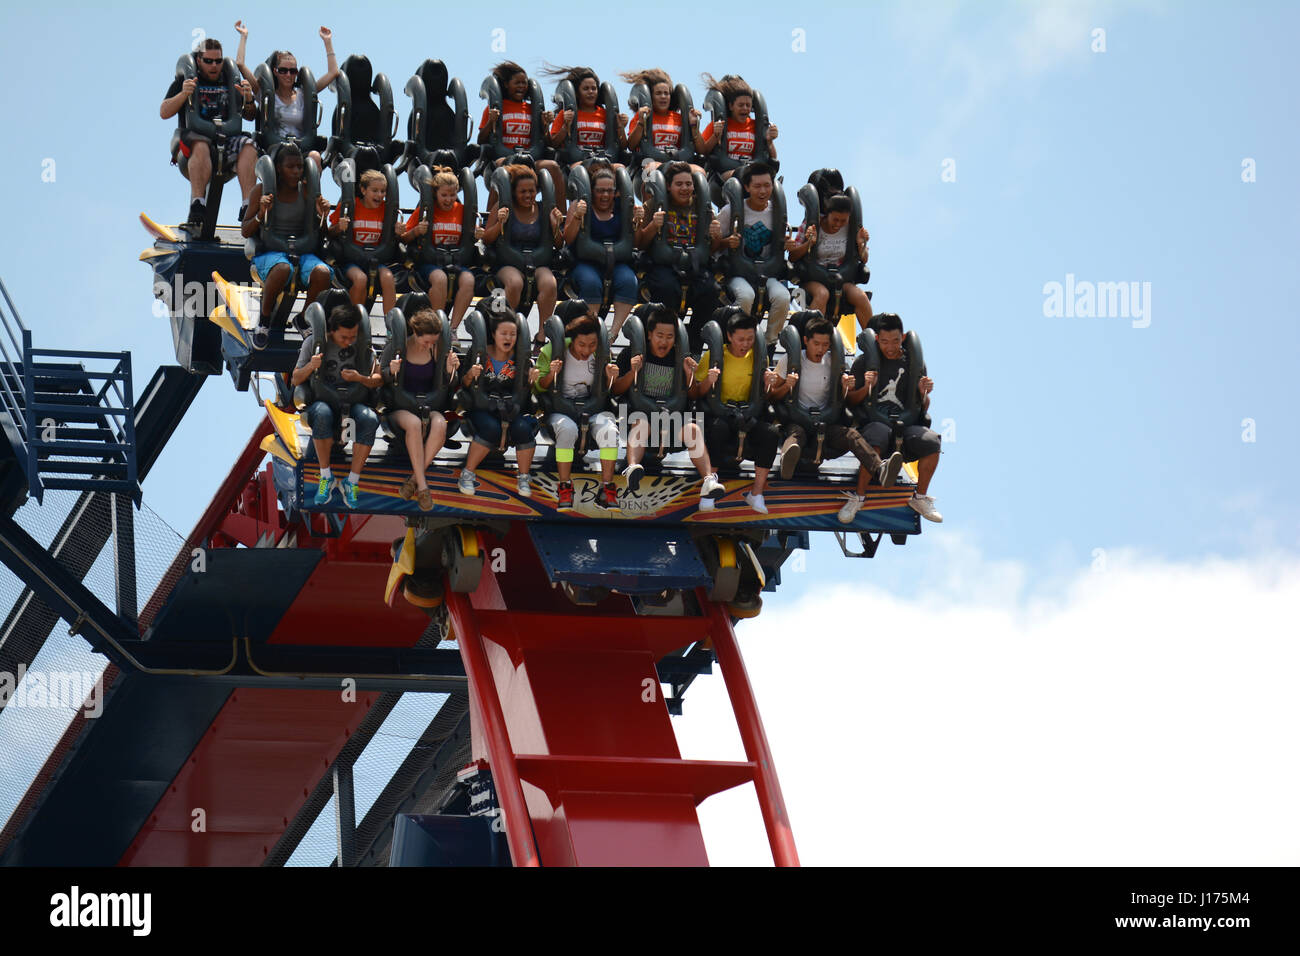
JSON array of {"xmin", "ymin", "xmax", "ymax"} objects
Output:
[
  {"xmin": 234, "ymin": 21, "xmax": 257, "ymax": 90},
  {"xmin": 314, "ymin": 26, "xmax": 339, "ymax": 92}
]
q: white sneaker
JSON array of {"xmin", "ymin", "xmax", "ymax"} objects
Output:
[
  {"xmin": 458, "ymin": 469, "xmax": 477, "ymax": 496},
  {"xmin": 744, "ymin": 492, "xmax": 768, "ymax": 514},
  {"xmin": 701, "ymin": 473, "xmax": 725, "ymax": 500},
  {"xmin": 699, "ymin": 497, "xmax": 716, "ymax": 512},
  {"xmin": 517, "ymin": 473, "xmax": 532, "ymax": 498},
  {"xmin": 837, "ymin": 491, "xmax": 865, "ymax": 524},
  {"xmin": 909, "ymin": 494, "xmax": 943, "ymax": 522}
]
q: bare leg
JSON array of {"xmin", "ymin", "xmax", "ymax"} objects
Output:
[
  {"xmin": 379, "ymin": 266, "xmax": 397, "ymax": 316},
  {"xmin": 805, "ymin": 281, "xmax": 829, "ymax": 315},
  {"xmin": 464, "ymin": 440, "xmax": 490, "ymax": 472},
  {"xmin": 304, "ymin": 265, "xmax": 332, "ymax": 309},
  {"xmin": 609, "ymin": 300, "xmax": 633, "ymax": 340},
  {"xmin": 260, "ymin": 263, "xmax": 292, "ymax": 325},
  {"xmin": 538, "ymin": 159, "xmax": 566, "ymax": 213},
  {"xmin": 752, "ymin": 465, "xmax": 770, "ymax": 496},
  {"xmin": 187, "ymin": 141, "xmax": 212, "ymax": 200},
  {"xmin": 393, "ymin": 409, "xmax": 424, "ymax": 484},
  {"xmin": 346, "ymin": 266, "xmax": 367, "ymax": 306},
  {"xmin": 916, "ymin": 452, "xmax": 939, "ymax": 496},
  {"xmin": 312, "ymin": 436, "xmax": 334, "ymax": 471},
  {"xmin": 535, "ymin": 267, "xmax": 557, "ymax": 324},
  {"xmin": 516, "ymin": 444, "xmax": 535, "ymax": 475},
  {"xmin": 427, "ymin": 268, "xmax": 449, "ymax": 312},
  {"xmin": 235, "ymin": 143, "xmax": 258, "ymax": 200},
  {"xmin": 452, "ymin": 272, "xmax": 475, "ymax": 327},
  {"xmin": 845, "ymin": 283, "xmax": 873, "ymax": 329},
  {"xmin": 683, "ymin": 422, "xmax": 713, "ymax": 476},
  {"xmin": 498, "ymin": 266, "xmax": 524, "ymax": 310},
  {"xmin": 422, "ymin": 413, "xmax": 448, "ymax": 473}
]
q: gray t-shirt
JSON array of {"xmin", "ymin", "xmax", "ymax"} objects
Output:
[{"xmin": 297, "ymin": 333, "xmax": 368, "ymax": 392}]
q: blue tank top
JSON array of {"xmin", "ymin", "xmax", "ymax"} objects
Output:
[
  {"xmin": 589, "ymin": 208, "xmax": 620, "ymax": 243},
  {"xmin": 508, "ymin": 213, "xmax": 542, "ymax": 251}
]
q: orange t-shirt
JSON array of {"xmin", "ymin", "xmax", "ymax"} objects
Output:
[
  {"xmin": 723, "ymin": 117, "xmax": 757, "ymax": 162},
  {"xmin": 404, "ymin": 203, "xmax": 464, "ymax": 246},
  {"xmin": 481, "ymin": 100, "xmax": 532, "ymax": 150},
  {"xmin": 628, "ymin": 110, "xmax": 684, "ymax": 151},
  {"xmin": 331, "ymin": 200, "xmax": 386, "ymax": 248},
  {"xmin": 550, "ymin": 106, "xmax": 607, "ymax": 148}
]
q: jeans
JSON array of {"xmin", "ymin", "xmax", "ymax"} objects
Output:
[
  {"xmin": 307, "ymin": 401, "xmax": 379, "ymax": 445},
  {"xmin": 570, "ymin": 261, "xmax": 638, "ymax": 305}
]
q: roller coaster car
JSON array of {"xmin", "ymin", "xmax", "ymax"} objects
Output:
[
  {"xmin": 325, "ymin": 55, "xmax": 402, "ymax": 177},
  {"xmin": 550, "ymin": 77, "xmax": 624, "ymax": 167},
  {"xmin": 400, "ymin": 59, "xmax": 479, "ymax": 175},
  {"xmin": 719, "ymin": 174, "xmax": 788, "ymax": 320},
  {"xmin": 252, "ymin": 55, "xmax": 325, "ymax": 158},
  {"xmin": 170, "ymin": 52, "xmax": 246, "ymax": 240},
  {"xmin": 535, "ymin": 301, "xmax": 612, "ymax": 460},
  {"xmin": 404, "ymin": 164, "xmax": 479, "ymax": 304},
  {"xmin": 793, "ymin": 170, "xmax": 871, "ymax": 318},
  {"xmin": 453, "ymin": 295, "xmax": 534, "ymax": 453},
  {"xmin": 246, "ymin": 152, "xmax": 325, "ymax": 330},
  {"xmin": 376, "ymin": 292, "xmax": 456, "ymax": 439},
  {"xmin": 291, "ymin": 292, "xmax": 375, "ymax": 415},
  {"xmin": 851, "ymin": 327, "xmax": 928, "ymax": 431},
  {"xmin": 620, "ymin": 311, "xmax": 694, "ymax": 463},
  {"xmin": 697, "ymin": 313, "xmax": 769, "ymax": 472},
  {"xmin": 327, "ymin": 158, "xmax": 401, "ymax": 311},
  {"xmin": 702, "ymin": 85, "xmax": 776, "ymax": 205},
  {"xmin": 774, "ymin": 314, "xmax": 850, "ymax": 471},
  {"xmin": 477, "ymin": 73, "xmax": 548, "ymax": 169},
  {"xmin": 626, "ymin": 81, "xmax": 697, "ymax": 181},
  {"xmin": 484, "ymin": 165, "xmax": 567, "ymax": 316},
  {"xmin": 563, "ymin": 165, "xmax": 637, "ymax": 318}
]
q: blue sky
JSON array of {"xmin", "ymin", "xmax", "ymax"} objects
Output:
[{"xmin": 1, "ymin": 1, "xmax": 1297, "ymax": 865}]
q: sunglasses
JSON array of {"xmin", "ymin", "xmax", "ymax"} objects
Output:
[
  {"xmin": 275, "ymin": 66, "xmax": 296, "ymax": 75},
  {"xmin": 199, "ymin": 56, "xmax": 222, "ymax": 65}
]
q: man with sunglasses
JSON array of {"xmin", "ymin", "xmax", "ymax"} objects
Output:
[{"xmin": 161, "ymin": 37, "xmax": 258, "ymax": 226}]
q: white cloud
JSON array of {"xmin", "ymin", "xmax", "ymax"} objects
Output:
[{"xmin": 675, "ymin": 542, "xmax": 1300, "ymax": 865}]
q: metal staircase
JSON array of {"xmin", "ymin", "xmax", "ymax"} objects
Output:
[{"xmin": 0, "ymin": 277, "xmax": 140, "ymax": 505}]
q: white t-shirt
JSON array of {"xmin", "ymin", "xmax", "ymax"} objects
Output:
[
  {"xmin": 561, "ymin": 347, "xmax": 596, "ymax": 399},
  {"xmin": 776, "ymin": 348, "xmax": 833, "ymax": 410},
  {"xmin": 274, "ymin": 89, "xmax": 305, "ymax": 139},
  {"xmin": 815, "ymin": 224, "xmax": 848, "ymax": 267},
  {"xmin": 717, "ymin": 201, "xmax": 775, "ymax": 259}
]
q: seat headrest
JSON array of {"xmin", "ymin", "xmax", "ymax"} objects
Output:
[
  {"xmin": 419, "ymin": 59, "xmax": 449, "ymax": 98},
  {"xmin": 345, "ymin": 55, "xmax": 373, "ymax": 90}
]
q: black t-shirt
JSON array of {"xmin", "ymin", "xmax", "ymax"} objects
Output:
[
  {"xmin": 852, "ymin": 350, "xmax": 924, "ymax": 416},
  {"xmin": 166, "ymin": 74, "xmax": 233, "ymax": 122},
  {"xmin": 617, "ymin": 347, "xmax": 677, "ymax": 401}
]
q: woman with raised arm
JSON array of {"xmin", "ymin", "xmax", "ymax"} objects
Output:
[{"xmin": 234, "ymin": 21, "xmax": 339, "ymax": 167}]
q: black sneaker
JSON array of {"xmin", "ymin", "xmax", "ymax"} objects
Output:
[
  {"xmin": 291, "ymin": 312, "xmax": 310, "ymax": 334},
  {"xmin": 251, "ymin": 323, "xmax": 270, "ymax": 351},
  {"xmin": 622, "ymin": 462, "xmax": 644, "ymax": 493},
  {"xmin": 530, "ymin": 335, "xmax": 546, "ymax": 358},
  {"xmin": 876, "ymin": 451, "xmax": 903, "ymax": 488},
  {"xmin": 238, "ymin": 203, "xmax": 248, "ymax": 222},
  {"xmin": 187, "ymin": 200, "xmax": 205, "ymax": 226}
]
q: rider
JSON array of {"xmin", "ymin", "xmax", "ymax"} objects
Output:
[
  {"xmin": 233, "ymin": 21, "xmax": 339, "ymax": 167},
  {"xmin": 160, "ymin": 36, "xmax": 258, "ymax": 225},
  {"xmin": 717, "ymin": 161, "xmax": 794, "ymax": 353},
  {"xmin": 562, "ymin": 165, "xmax": 638, "ymax": 341},
  {"xmin": 478, "ymin": 61, "xmax": 566, "ymax": 211},
  {"xmin": 328, "ymin": 167, "xmax": 398, "ymax": 316},
  {"xmin": 792, "ymin": 192, "xmax": 873, "ymax": 330},
  {"xmin": 399, "ymin": 166, "xmax": 475, "ymax": 330},
  {"xmin": 611, "ymin": 304, "xmax": 725, "ymax": 509},
  {"xmin": 698, "ymin": 73, "xmax": 778, "ymax": 182},
  {"xmin": 240, "ymin": 142, "xmax": 332, "ymax": 342},
  {"xmin": 291, "ymin": 302, "xmax": 381, "ymax": 509},
  {"xmin": 542, "ymin": 64, "xmax": 627, "ymax": 167},
  {"xmin": 534, "ymin": 310, "xmax": 622, "ymax": 510}
]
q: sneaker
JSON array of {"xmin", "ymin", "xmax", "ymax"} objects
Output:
[
  {"xmin": 701, "ymin": 473, "xmax": 725, "ymax": 500},
  {"xmin": 909, "ymin": 493, "xmax": 943, "ymax": 523},
  {"xmin": 556, "ymin": 481, "xmax": 574, "ymax": 510},
  {"xmin": 744, "ymin": 492, "xmax": 768, "ymax": 515},
  {"xmin": 530, "ymin": 335, "xmax": 546, "ymax": 358},
  {"xmin": 876, "ymin": 451, "xmax": 903, "ymax": 488},
  {"xmin": 340, "ymin": 478, "xmax": 359, "ymax": 509},
  {"xmin": 837, "ymin": 491, "xmax": 865, "ymax": 524},
  {"xmin": 779, "ymin": 438, "xmax": 801, "ymax": 480},
  {"xmin": 517, "ymin": 473, "xmax": 532, "ymax": 498},
  {"xmin": 187, "ymin": 199, "xmax": 204, "ymax": 226},
  {"xmin": 238, "ymin": 202, "xmax": 248, "ymax": 222},
  {"xmin": 622, "ymin": 462, "xmax": 644, "ymax": 493},
  {"xmin": 313, "ymin": 475, "xmax": 333, "ymax": 505},
  {"xmin": 458, "ymin": 469, "xmax": 477, "ymax": 496},
  {"xmin": 251, "ymin": 323, "xmax": 270, "ymax": 351},
  {"xmin": 699, "ymin": 497, "xmax": 716, "ymax": 512},
  {"xmin": 600, "ymin": 482, "xmax": 619, "ymax": 510},
  {"xmin": 292, "ymin": 312, "xmax": 311, "ymax": 334}
]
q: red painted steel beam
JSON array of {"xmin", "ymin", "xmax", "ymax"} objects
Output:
[
  {"xmin": 444, "ymin": 587, "xmax": 540, "ymax": 868},
  {"xmin": 702, "ymin": 592, "xmax": 801, "ymax": 867}
]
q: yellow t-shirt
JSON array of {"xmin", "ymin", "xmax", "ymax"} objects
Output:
[{"xmin": 696, "ymin": 347, "xmax": 754, "ymax": 404}]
